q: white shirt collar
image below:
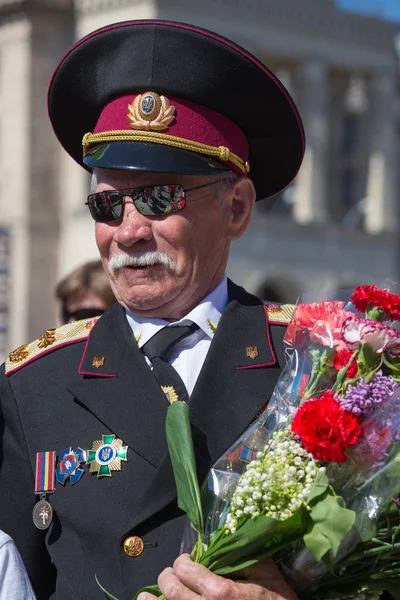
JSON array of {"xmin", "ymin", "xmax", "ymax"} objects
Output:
[{"xmin": 125, "ymin": 276, "xmax": 228, "ymax": 348}]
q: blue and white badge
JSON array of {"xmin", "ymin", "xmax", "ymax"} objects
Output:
[{"xmin": 56, "ymin": 447, "xmax": 86, "ymax": 485}]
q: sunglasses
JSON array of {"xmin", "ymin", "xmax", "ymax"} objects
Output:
[{"xmin": 85, "ymin": 178, "xmax": 236, "ymax": 223}]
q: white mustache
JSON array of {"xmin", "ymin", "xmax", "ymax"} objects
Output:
[{"xmin": 108, "ymin": 251, "xmax": 177, "ymax": 272}]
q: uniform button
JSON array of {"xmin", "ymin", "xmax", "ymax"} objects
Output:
[{"xmin": 123, "ymin": 535, "xmax": 145, "ymax": 557}]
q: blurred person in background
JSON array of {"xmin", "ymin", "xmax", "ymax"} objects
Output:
[{"xmin": 55, "ymin": 259, "xmax": 115, "ymax": 324}]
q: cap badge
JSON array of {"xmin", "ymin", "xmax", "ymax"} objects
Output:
[{"xmin": 128, "ymin": 92, "xmax": 175, "ymax": 132}]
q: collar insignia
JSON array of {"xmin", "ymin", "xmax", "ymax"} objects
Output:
[
  {"xmin": 92, "ymin": 356, "xmax": 105, "ymax": 368},
  {"xmin": 161, "ymin": 385, "xmax": 179, "ymax": 403},
  {"xmin": 245, "ymin": 345, "xmax": 259, "ymax": 359},
  {"xmin": 207, "ymin": 319, "xmax": 218, "ymax": 334}
]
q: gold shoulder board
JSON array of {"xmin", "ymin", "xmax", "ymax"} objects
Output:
[
  {"xmin": 265, "ymin": 303, "xmax": 296, "ymax": 325},
  {"xmin": 5, "ymin": 316, "xmax": 100, "ymax": 375}
]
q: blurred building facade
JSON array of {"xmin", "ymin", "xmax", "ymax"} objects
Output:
[{"xmin": 0, "ymin": 0, "xmax": 400, "ymax": 355}]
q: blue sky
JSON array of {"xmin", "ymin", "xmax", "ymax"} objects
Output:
[{"xmin": 337, "ymin": 0, "xmax": 400, "ymax": 22}]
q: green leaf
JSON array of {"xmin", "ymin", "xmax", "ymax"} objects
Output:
[
  {"xmin": 310, "ymin": 494, "xmax": 356, "ymax": 558},
  {"xmin": 303, "ymin": 523, "xmax": 332, "ymax": 562},
  {"xmin": 200, "ymin": 509, "xmax": 306, "ymax": 574},
  {"xmin": 306, "ymin": 472, "xmax": 330, "ymax": 505},
  {"xmin": 132, "ymin": 585, "xmax": 162, "ymax": 600},
  {"xmin": 95, "ymin": 574, "xmax": 120, "ymax": 600},
  {"xmin": 165, "ymin": 401, "xmax": 203, "ymax": 535}
]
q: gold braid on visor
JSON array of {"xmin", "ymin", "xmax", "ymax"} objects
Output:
[{"xmin": 82, "ymin": 130, "xmax": 250, "ymax": 174}]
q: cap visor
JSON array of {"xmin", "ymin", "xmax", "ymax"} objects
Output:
[{"xmin": 83, "ymin": 141, "xmax": 232, "ymax": 175}]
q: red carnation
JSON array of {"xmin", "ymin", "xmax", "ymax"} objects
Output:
[
  {"xmin": 333, "ymin": 348, "xmax": 358, "ymax": 379},
  {"xmin": 350, "ymin": 285, "xmax": 400, "ymax": 320},
  {"xmin": 291, "ymin": 393, "xmax": 361, "ymax": 463}
]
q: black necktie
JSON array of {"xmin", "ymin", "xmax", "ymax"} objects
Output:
[{"xmin": 141, "ymin": 323, "xmax": 199, "ymax": 403}]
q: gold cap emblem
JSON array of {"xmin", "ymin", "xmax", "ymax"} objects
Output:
[
  {"xmin": 245, "ymin": 346, "xmax": 259, "ymax": 359},
  {"xmin": 92, "ymin": 356, "xmax": 105, "ymax": 368},
  {"xmin": 128, "ymin": 92, "xmax": 175, "ymax": 131}
]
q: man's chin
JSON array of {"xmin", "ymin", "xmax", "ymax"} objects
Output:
[{"xmin": 116, "ymin": 288, "xmax": 181, "ymax": 317}]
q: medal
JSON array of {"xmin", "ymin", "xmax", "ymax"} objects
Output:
[
  {"xmin": 86, "ymin": 434, "xmax": 128, "ymax": 478},
  {"xmin": 32, "ymin": 499, "xmax": 53, "ymax": 530},
  {"xmin": 33, "ymin": 451, "xmax": 56, "ymax": 530},
  {"xmin": 56, "ymin": 447, "xmax": 86, "ymax": 485}
]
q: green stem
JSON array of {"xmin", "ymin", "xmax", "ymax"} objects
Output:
[
  {"xmin": 303, "ymin": 374, "xmax": 323, "ymax": 399},
  {"xmin": 331, "ymin": 351, "xmax": 359, "ymax": 393}
]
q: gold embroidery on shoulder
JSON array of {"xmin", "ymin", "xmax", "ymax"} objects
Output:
[
  {"xmin": 6, "ymin": 316, "xmax": 100, "ymax": 375},
  {"xmin": 265, "ymin": 303, "xmax": 296, "ymax": 324},
  {"xmin": 9, "ymin": 344, "xmax": 30, "ymax": 363},
  {"xmin": 38, "ymin": 329, "xmax": 56, "ymax": 349}
]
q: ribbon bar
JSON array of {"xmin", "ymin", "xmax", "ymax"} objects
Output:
[{"xmin": 35, "ymin": 451, "xmax": 56, "ymax": 494}]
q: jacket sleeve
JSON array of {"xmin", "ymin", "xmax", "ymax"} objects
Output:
[{"xmin": 0, "ymin": 364, "xmax": 56, "ymax": 599}]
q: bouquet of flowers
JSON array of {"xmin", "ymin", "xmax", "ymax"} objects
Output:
[{"xmin": 102, "ymin": 283, "xmax": 400, "ymax": 600}]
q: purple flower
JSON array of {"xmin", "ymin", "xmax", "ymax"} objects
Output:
[{"xmin": 339, "ymin": 371, "xmax": 396, "ymax": 417}]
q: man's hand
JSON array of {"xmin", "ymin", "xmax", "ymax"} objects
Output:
[{"xmin": 137, "ymin": 554, "xmax": 298, "ymax": 600}]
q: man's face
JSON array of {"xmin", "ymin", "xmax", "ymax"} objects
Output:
[{"xmin": 94, "ymin": 169, "xmax": 252, "ymax": 319}]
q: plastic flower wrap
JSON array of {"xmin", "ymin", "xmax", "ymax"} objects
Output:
[
  {"xmin": 101, "ymin": 283, "xmax": 400, "ymax": 600},
  {"xmin": 190, "ymin": 283, "xmax": 400, "ymax": 600}
]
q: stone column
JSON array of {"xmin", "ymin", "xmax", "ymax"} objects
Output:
[
  {"xmin": 293, "ymin": 60, "xmax": 329, "ymax": 224},
  {"xmin": 0, "ymin": 19, "xmax": 31, "ymax": 356},
  {"xmin": 364, "ymin": 71, "xmax": 398, "ymax": 234},
  {"xmin": 26, "ymin": 0, "xmax": 75, "ymax": 340}
]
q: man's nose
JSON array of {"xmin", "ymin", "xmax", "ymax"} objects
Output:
[{"xmin": 114, "ymin": 202, "xmax": 153, "ymax": 247}]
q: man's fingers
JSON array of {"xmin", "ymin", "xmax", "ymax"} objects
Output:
[
  {"xmin": 172, "ymin": 555, "xmax": 236, "ymax": 599},
  {"xmin": 239, "ymin": 558, "xmax": 282, "ymax": 583},
  {"xmin": 236, "ymin": 559, "xmax": 298, "ymax": 600},
  {"xmin": 158, "ymin": 563, "xmax": 200, "ymax": 600}
]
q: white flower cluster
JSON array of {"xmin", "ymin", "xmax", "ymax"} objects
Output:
[{"xmin": 225, "ymin": 429, "xmax": 325, "ymax": 534}]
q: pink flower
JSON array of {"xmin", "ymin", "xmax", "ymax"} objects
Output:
[
  {"xmin": 342, "ymin": 316, "xmax": 400, "ymax": 355},
  {"xmin": 285, "ymin": 300, "xmax": 352, "ymax": 347}
]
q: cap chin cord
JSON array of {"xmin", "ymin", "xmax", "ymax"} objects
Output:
[{"xmin": 82, "ymin": 130, "xmax": 250, "ymax": 174}]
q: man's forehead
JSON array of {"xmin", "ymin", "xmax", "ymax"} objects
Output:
[{"xmin": 94, "ymin": 169, "xmax": 218, "ymax": 188}]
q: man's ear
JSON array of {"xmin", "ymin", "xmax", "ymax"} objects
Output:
[{"xmin": 226, "ymin": 177, "xmax": 256, "ymax": 241}]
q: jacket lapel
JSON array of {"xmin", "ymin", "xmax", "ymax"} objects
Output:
[
  {"xmin": 66, "ymin": 303, "xmax": 169, "ymax": 468},
  {"xmin": 66, "ymin": 284, "xmax": 287, "ymax": 533},
  {"xmin": 189, "ymin": 280, "xmax": 285, "ymax": 474}
]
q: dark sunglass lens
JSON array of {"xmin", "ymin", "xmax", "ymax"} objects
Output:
[
  {"xmin": 88, "ymin": 192, "xmax": 123, "ymax": 222},
  {"xmin": 132, "ymin": 185, "xmax": 185, "ymax": 216}
]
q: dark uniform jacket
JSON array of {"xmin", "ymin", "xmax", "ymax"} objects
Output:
[{"xmin": 0, "ymin": 281, "xmax": 292, "ymax": 600}]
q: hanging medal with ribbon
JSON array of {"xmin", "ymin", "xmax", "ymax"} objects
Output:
[{"xmin": 33, "ymin": 451, "xmax": 56, "ymax": 530}]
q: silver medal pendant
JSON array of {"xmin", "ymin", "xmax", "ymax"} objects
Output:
[{"xmin": 32, "ymin": 498, "xmax": 53, "ymax": 530}]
